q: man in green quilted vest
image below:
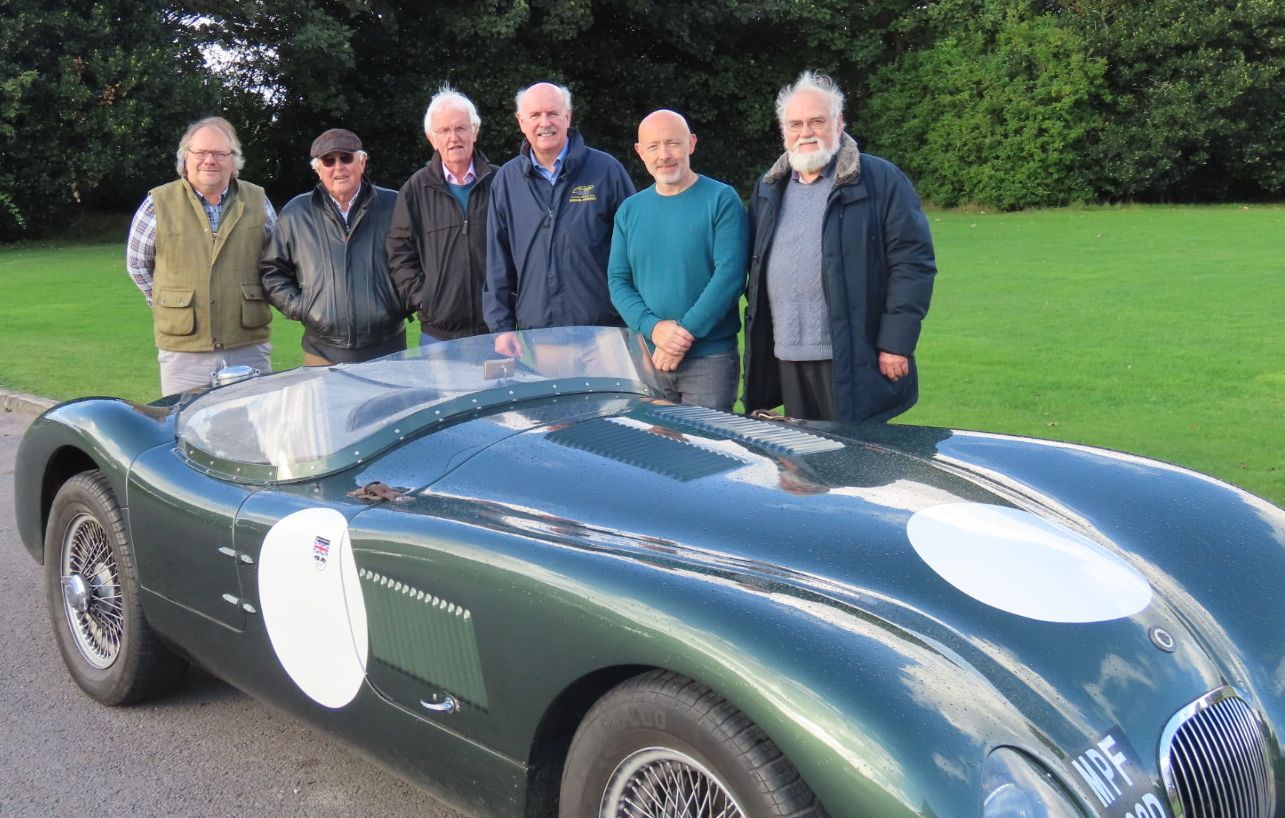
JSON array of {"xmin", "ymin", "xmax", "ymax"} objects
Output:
[{"xmin": 126, "ymin": 116, "xmax": 277, "ymax": 396}]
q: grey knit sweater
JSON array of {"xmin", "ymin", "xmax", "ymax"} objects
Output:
[{"xmin": 764, "ymin": 167, "xmax": 834, "ymax": 361}]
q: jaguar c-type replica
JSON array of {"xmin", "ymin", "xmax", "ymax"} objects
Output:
[{"xmin": 15, "ymin": 326, "xmax": 1285, "ymax": 818}]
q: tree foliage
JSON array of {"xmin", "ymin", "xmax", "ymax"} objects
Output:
[
  {"xmin": 187, "ymin": 0, "xmax": 921, "ymax": 201},
  {"xmin": 863, "ymin": 0, "xmax": 1105, "ymax": 209},
  {"xmin": 1062, "ymin": 0, "xmax": 1285, "ymax": 201},
  {"xmin": 2, "ymin": 0, "xmax": 1284, "ymax": 235},
  {"xmin": 0, "ymin": 0, "xmax": 218, "ymax": 238}
]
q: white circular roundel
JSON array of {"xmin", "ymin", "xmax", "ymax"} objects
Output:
[
  {"xmin": 907, "ymin": 503, "xmax": 1152, "ymax": 623},
  {"xmin": 258, "ymin": 508, "xmax": 368, "ymax": 708}
]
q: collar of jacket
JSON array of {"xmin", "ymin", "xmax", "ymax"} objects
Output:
[
  {"xmin": 311, "ymin": 177, "xmax": 372, "ymax": 223},
  {"xmin": 425, "ymin": 147, "xmax": 494, "ymax": 187},
  {"xmin": 186, "ymin": 176, "xmax": 239, "ymax": 208},
  {"xmin": 764, "ymin": 132, "xmax": 861, "ymax": 186},
  {"xmin": 519, "ymin": 127, "xmax": 585, "ymax": 180}
]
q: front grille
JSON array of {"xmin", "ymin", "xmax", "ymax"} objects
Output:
[{"xmin": 1159, "ymin": 687, "xmax": 1276, "ymax": 818}]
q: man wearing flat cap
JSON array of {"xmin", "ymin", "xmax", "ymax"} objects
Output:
[{"xmin": 261, "ymin": 128, "xmax": 406, "ymax": 364}]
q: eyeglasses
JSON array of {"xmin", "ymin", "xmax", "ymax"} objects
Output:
[
  {"xmin": 432, "ymin": 126, "xmax": 473, "ymax": 138},
  {"xmin": 187, "ymin": 149, "xmax": 235, "ymax": 161},
  {"xmin": 785, "ymin": 117, "xmax": 831, "ymax": 134},
  {"xmin": 319, "ymin": 152, "xmax": 356, "ymax": 167}
]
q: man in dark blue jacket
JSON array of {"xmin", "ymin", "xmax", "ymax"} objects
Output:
[
  {"xmin": 744, "ymin": 71, "xmax": 937, "ymax": 423},
  {"xmin": 485, "ymin": 82, "xmax": 635, "ymax": 357}
]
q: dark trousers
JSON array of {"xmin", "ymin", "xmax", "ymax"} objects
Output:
[{"xmin": 778, "ymin": 359, "xmax": 835, "ymax": 420}]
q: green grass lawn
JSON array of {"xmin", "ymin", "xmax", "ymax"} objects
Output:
[
  {"xmin": 900, "ymin": 204, "xmax": 1284, "ymax": 505},
  {"xmin": 0, "ymin": 240, "xmax": 422, "ymax": 395},
  {"xmin": 1, "ymin": 204, "xmax": 1281, "ymax": 504}
]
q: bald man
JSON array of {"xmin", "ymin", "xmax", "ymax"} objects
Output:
[
  {"xmin": 485, "ymin": 82, "xmax": 635, "ymax": 357},
  {"xmin": 607, "ymin": 110, "xmax": 748, "ymax": 411}
]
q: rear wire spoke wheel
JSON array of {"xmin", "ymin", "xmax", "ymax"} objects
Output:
[
  {"xmin": 44, "ymin": 470, "xmax": 187, "ymax": 705},
  {"xmin": 560, "ymin": 670, "xmax": 825, "ymax": 818}
]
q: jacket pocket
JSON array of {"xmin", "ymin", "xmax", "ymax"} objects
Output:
[
  {"xmin": 153, "ymin": 288, "xmax": 196, "ymax": 336},
  {"xmin": 240, "ymin": 283, "xmax": 272, "ymax": 329}
]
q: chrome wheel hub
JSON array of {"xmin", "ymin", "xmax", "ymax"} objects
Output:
[
  {"xmin": 62, "ymin": 573, "xmax": 91, "ymax": 613},
  {"xmin": 60, "ymin": 513, "xmax": 123, "ymax": 670},
  {"xmin": 601, "ymin": 747, "xmax": 745, "ymax": 818}
]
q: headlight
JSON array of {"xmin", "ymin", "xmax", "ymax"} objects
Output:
[{"xmin": 983, "ymin": 747, "xmax": 1086, "ymax": 818}]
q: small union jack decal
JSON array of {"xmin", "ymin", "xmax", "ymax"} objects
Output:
[{"xmin": 312, "ymin": 535, "xmax": 331, "ymax": 571}]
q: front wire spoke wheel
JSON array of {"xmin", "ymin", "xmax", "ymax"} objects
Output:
[
  {"xmin": 604, "ymin": 748, "xmax": 744, "ymax": 818},
  {"xmin": 560, "ymin": 671, "xmax": 824, "ymax": 818},
  {"xmin": 62, "ymin": 511, "xmax": 123, "ymax": 669},
  {"xmin": 45, "ymin": 470, "xmax": 188, "ymax": 706}
]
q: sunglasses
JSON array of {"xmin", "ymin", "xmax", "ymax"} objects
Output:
[{"xmin": 319, "ymin": 152, "xmax": 356, "ymax": 167}]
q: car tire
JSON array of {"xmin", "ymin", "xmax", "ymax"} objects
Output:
[
  {"xmin": 44, "ymin": 470, "xmax": 187, "ymax": 705},
  {"xmin": 559, "ymin": 670, "xmax": 825, "ymax": 818}
]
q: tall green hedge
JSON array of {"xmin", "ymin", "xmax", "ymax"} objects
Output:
[
  {"xmin": 3, "ymin": 0, "xmax": 1284, "ymax": 236},
  {"xmin": 863, "ymin": 1, "xmax": 1105, "ymax": 209}
]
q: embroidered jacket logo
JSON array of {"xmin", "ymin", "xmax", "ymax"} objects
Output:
[{"xmin": 569, "ymin": 185, "xmax": 597, "ymax": 203}]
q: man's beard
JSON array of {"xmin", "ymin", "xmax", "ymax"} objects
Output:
[{"xmin": 788, "ymin": 137, "xmax": 837, "ymax": 175}]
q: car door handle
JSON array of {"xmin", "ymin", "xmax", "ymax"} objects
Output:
[{"xmin": 420, "ymin": 695, "xmax": 458, "ymax": 714}]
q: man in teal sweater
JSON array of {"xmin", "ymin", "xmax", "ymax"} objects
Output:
[{"xmin": 608, "ymin": 110, "xmax": 749, "ymax": 411}]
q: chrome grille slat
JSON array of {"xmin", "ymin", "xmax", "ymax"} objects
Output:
[
  {"xmin": 1195, "ymin": 709, "xmax": 1229, "ymax": 815},
  {"xmin": 1210, "ymin": 704, "xmax": 1252, "ymax": 816},
  {"xmin": 1199, "ymin": 709, "xmax": 1234, "ymax": 816},
  {"xmin": 1158, "ymin": 688, "xmax": 1276, "ymax": 818},
  {"xmin": 1207, "ymin": 708, "xmax": 1237, "ymax": 816},
  {"xmin": 1172, "ymin": 738, "xmax": 1199, "ymax": 810},
  {"xmin": 1226, "ymin": 700, "xmax": 1273, "ymax": 814},
  {"xmin": 1184, "ymin": 729, "xmax": 1218, "ymax": 814}
]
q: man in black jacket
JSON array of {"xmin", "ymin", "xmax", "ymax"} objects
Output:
[
  {"xmin": 260, "ymin": 128, "xmax": 406, "ymax": 364},
  {"xmin": 387, "ymin": 85, "xmax": 499, "ymax": 346}
]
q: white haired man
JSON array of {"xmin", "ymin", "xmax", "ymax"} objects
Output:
[
  {"xmin": 260, "ymin": 128, "xmax": 406, "ymax": 364},
  {"xmin": 387, "ymin": 85, "xmax": 499, "ymax": 344},
  {"xmin": 484, "ymin": 81, "xmax": 635, "ymax": 357},
  {"xmin": 126, "ymin": 116, "xmax": 277, "ymax": 395},
  {"xmin": 743, "ymin": 71, "xmax": 937, "ymax": 422}
]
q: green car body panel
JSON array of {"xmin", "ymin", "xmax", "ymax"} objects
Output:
[{"xmin": 16, "ymin": 331, "xmax": 1285, "ymax": 818}]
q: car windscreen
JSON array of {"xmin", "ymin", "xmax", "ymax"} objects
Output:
[{"xmin": 175, "ymin": 326, "xmax": 659, "ymax": 482}]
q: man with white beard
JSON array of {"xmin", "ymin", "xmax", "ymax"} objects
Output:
[{"xmin": 743, "ymin": 70, "xmax": 937, "ymax": 423}]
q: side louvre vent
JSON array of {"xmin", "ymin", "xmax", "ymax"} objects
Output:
[
  {"xmin": 1159, "ymin": 688, "xmax": 1276, "ymax": 818},
  {"xmin": 359, "ymin": 569, "xmax": 488, "ymax": 709}
]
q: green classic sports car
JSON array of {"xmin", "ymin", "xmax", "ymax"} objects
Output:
[{"xmin": 15, "ymin": 326, "xmax": 1284, "ymax": 818}]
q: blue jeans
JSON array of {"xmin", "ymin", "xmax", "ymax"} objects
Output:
[{"xmin": 653, "ymin": 350, "xmax": 739, "ymax": 412}]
